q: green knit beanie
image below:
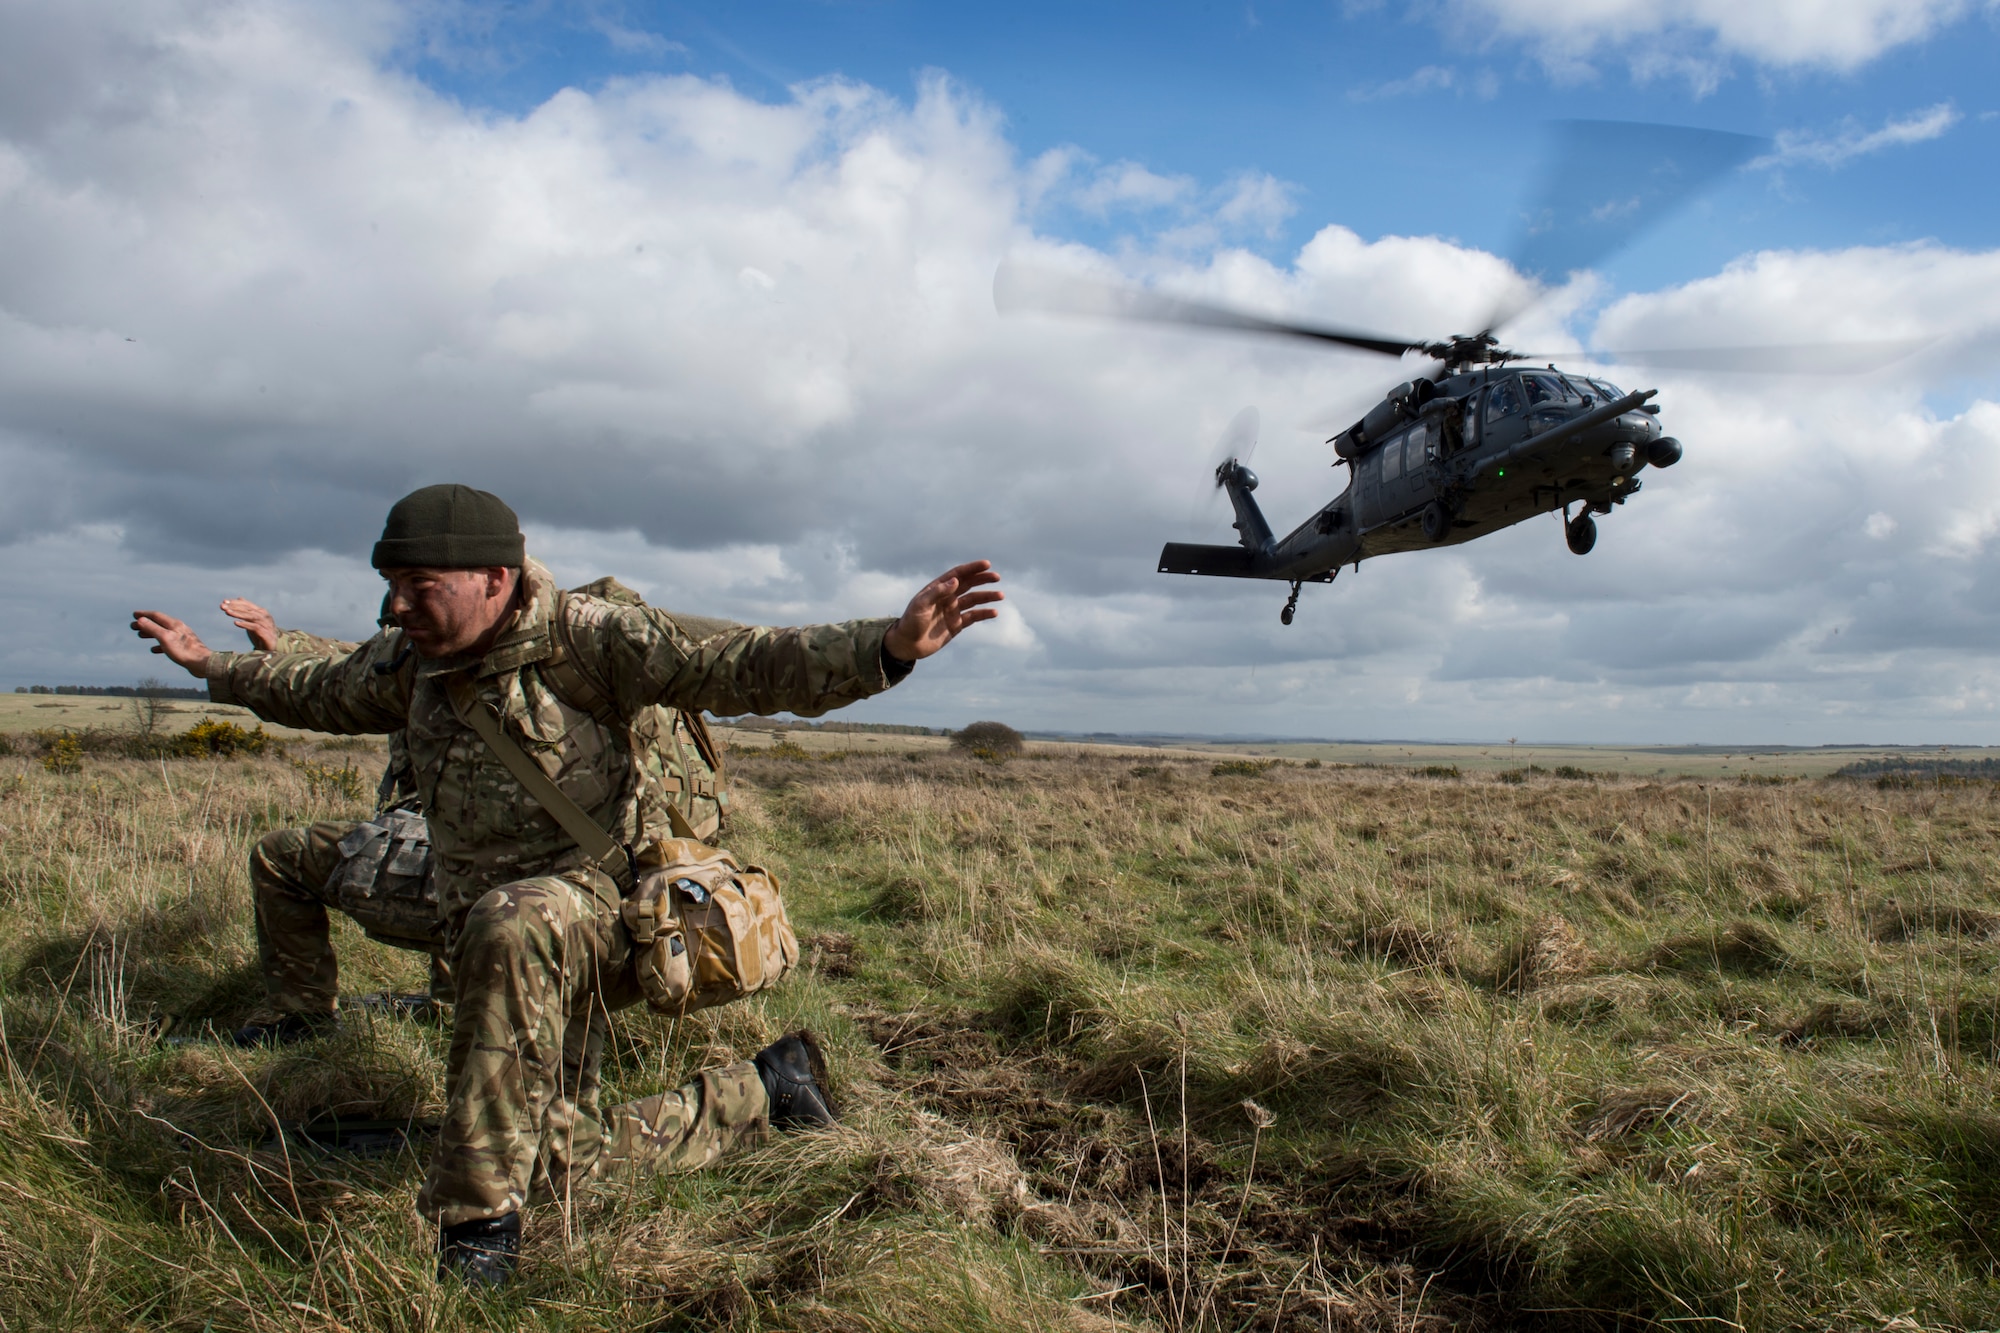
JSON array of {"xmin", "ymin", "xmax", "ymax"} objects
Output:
[{"xmin": 370, "ymin": 485, "xmax": 525, "ymax": 570}]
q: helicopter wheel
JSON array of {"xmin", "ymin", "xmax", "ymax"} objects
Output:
[
  {"xmin": 1280, "ymin": 580, "xmax": 1302, "ymax": 625},
  {"xmin": 1565, "ymin": 513, "xmax": 1597, "ymax": 555},
  {"xmin": 1421, "ymin": 500, "xmax": 1449, "ymax": 543}
]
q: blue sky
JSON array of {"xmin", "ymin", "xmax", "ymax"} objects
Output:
[
  {"xmin": 400, "ymin": 0, "xmax": 2000, "ymax": 294},
  {"xmin": 6, "ymin": 0, "xmax": 2000, "ymax": 743}
]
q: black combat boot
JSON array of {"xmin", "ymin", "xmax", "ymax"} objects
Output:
[
  {"xmin": 230, "ymin": 1012, "xmax": 338, "ymax": 1048},
  {"xmin": 753, "ymin": 1030, "xmax": 837, "ymax": 1129},
  {"xmin": 437, "ymin": 1213, "xmax": 521, "ymax": 1288}
]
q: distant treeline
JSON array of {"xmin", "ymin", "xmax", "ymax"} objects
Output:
[
  {"xmin": 726, "ymin": 716, "xmax": 945, "ymax": 736},
  {"xmin": 1834, "ymin": 756, "xmax": 2000, "ymax": 780},
  {"xmin": 15, "ymin": 684, "xmax": 209, "ymax": 700}
]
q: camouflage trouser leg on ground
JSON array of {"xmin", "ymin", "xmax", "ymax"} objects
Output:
[
  {"xmin": 249, "ymin": 823, "xmax": 453, "ymax": 1015},
  {"xmin": 416, "ymin": 875, "xmax": 771, "ymax": 1228},
  {"xmin": 249, "ymin": 824, "xmax": 352, "ymax": 1016}
]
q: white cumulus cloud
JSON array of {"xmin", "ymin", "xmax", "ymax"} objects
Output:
[
  {"xmin": 1444, "ymin": 0, "xmax": 1971, "ymax": 81},
  {"xmin": 4, "ymin": 0, "xmax": 2000, "ymax": 743},
  {"xmin": 1757, "ymin": 103, "xmax": 1961, "ymax": 170}
]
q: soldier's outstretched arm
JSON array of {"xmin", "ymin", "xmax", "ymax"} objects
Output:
[
  {"xmin": 587, "ymin": 560, "xmax": 1003, "ymax": 720},
  {"xmin": 132, "ymin": 609, "xmax": 411, "ymax": 735},
  {"xmin": 220, "ymin": 597, "xmax": 362, "ymax": 657}
]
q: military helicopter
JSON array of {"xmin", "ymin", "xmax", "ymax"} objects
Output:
[{"xmin": 996, "ymin": 123, "xmax": 1922, "ymax": 625}]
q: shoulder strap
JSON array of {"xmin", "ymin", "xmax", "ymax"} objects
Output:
[
  {"xmin": 682, "ymin": 711, "xmax": 725, "ymax": 786},
  {"xmin": 445, "ymin": 679, "xmax": 633, "ymax": 895},
  {"xmin": 540, "ymin": 590, "xmax": 622, "ymax": 727}
]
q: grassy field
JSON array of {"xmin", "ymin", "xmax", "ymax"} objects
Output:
[{"xmin": 6, "ymin": 735, "xmax": 2000, "ymax": 1330}]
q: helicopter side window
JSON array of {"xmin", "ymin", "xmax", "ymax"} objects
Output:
[
  {"xmin": 1409, "ymin": 425, "xmax": 1432, "ymax": 472},
  {"xmin": 1485, "ymin": 379, "xmax": 1521, "ymax": 423},
  {"xmin": 1589, "ymin": 378, "xmax": 1625, "ymax": 401},
  {"xmin": 1380, "ymin": 431, "xmax": 1404, "ymax": 481}
]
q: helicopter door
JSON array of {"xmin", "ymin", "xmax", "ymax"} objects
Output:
[
  {"xmin": 1402, "ymin": 427, "xmax": 1431, "ymax": 514},
  {"xmin": 1356, "ymin": 436, "xmax": 1389, "ymax": 527},
  {"xmin": 1378, "ymin": 427, "xmax": 1408, "ymax": 517},
  {"xmin": 1482, "ymin": 375, "xmax": 1528, "ymax": 451}
]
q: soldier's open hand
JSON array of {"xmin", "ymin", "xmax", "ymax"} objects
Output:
[
  {"xmin": 130, "ymin": 611, "xmax": 214, "ymax": 677},
  {"xmin": 221, "ymin": 598, "xmax": 280, "ymax": 651},
  {"xmin": 884, "ymin": 560, "xmax": 1003, "ymax": 661}
]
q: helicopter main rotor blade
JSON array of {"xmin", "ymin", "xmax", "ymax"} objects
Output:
[
  {"xmin": 1479, "ymin": 121, "xmax": 1768, "ymax": 336},
  {"xmin": 1515, "ymin": 338, "xmax": 1935, "ymax": 374},
  {"xmin": 995, "ymin": 260, "xmax": 1427, "ymax": 359}
]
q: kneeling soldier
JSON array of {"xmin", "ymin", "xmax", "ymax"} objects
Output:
[
  {"xmin": 221, "ymin": 592, "xmax": 736, "ymax": 1047},
  {"xmin": 133, "ymin": 485, "xmax": 1001, "ymax": 1287}
]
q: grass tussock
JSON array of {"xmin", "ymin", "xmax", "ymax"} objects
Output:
[{"xmin": 9, "ymin": 748, "xmax": 2000, "ymax": 1328}]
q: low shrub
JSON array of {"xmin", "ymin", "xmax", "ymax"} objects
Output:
[
  {"xmin": 290, "ymin": 759, "xmax": 368, "ymax": 803},
  {"xmin": 1212, "ymin": 758, "xmax": 1278, "ymax": 778},
  {"xmin": 166, "ymin": 718, "xmax": 272, "ymax": 758},
  {"xmin": 40, "ymin": 734, "xmax": 83, "ymax": 775},
  {"xmin": 951, "ymin": 721, "xmax": 1024, "ymax": 762},
  {"xmin": 1497, "ymin": 764, "xmax": 1548, "ymax": 785}
]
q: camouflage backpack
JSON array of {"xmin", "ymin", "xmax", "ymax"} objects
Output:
[{"xmin": 548, "ymin": 577, "xmax": 732, "ymax": 842}]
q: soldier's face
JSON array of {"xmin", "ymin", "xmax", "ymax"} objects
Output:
[{"xmin": 381, "ymin": 567, "xmax": 518, "ymax": 658}]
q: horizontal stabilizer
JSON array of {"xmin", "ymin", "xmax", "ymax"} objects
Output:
[{"xmin": 1158, "ymin": 542, "xmax": 1261, "ymax": 578}]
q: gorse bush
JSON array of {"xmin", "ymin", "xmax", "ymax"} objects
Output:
[
  {"xmin": 167, "ymin": 717, "xmax": 272, "ymax": 758},
  {"xmin": 39, "ymin": 733, "xmax": 82, "ymax": 774},
  {"xmin": 16, "ymin": 717, "xmax": 277, "ymax": 762},
  {"xmin": 1211, "ymin": 757, "xmax": 1278, "ymax": 777},
  {"xmin": 290, "ymin": 758, "xmax": 368, "ymax": 803}
]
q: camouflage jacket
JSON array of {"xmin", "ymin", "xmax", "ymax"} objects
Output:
[
  {"xmin": 273, "ymin": 626, "xmax": 420, "ymax": 810},
  {"xmin": 270, "ymin": 577, "xmax": 738, "ymax": 837},
  {"xmin": 211, "ymin": 559, "xmax": 900, "ymax": 933}
]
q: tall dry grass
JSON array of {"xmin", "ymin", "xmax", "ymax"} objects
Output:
[{"xmin": 5, "ymin": 746, "xmax": 2000, "ymax": 1329}]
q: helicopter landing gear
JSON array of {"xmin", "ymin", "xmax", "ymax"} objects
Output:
[
  {"xmin": 1565, "ymin": 512, "xmax": 1597, "ymax": 555},
  {"xmin": 1280, "ymin": 581, "xmax": 1302, "ymax": 625},
  {"xmin": 1421, "ymin": 500, "xmax": 1450, "ymax": 543}
]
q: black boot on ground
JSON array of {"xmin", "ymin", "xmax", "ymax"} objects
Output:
[
  {"xmin": 230, "ymin": 1013, "xmax": 337, "ymax": 1048},
  {"xmin": 754, "ymin": 1030, "xmax": 837, "ymax": 1129},
  {"xmin": 437, "ymin": 1213, "xmax": 521, "ymax": 1288}
]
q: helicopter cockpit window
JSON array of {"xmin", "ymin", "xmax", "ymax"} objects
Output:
[
  {"xmin": 1485, "ymin": 379, "xmax": 1522, "ymax": 422},
  {"xmin": 1522, "ymin": 373, "xmax": 1573, "ymax": 405},
  {"xmin": 1380, "ymin": 431, "xmax": 1404, "ymax": 481},
  {"xmin": 1589, "ymin": 378, "xmax": 1624, "ymax": 401}
]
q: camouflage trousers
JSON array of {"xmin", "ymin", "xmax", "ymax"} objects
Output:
[
  {"xmin": 250, "ymin": 823, "xmax": 453, "ymax": 1015},
  {"xmin": 416, "ymin": 875, "xmax": 771, "ymax": 1228}
]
